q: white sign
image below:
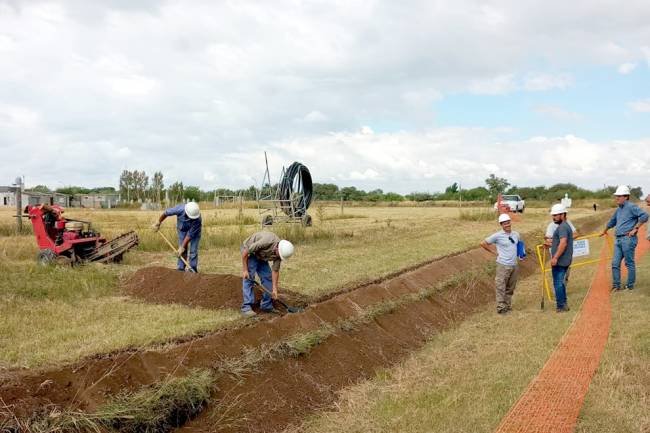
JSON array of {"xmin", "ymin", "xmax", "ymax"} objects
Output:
[{"xmin": 573, "ymin": 239, "xmax": 590, "ymax": 258}]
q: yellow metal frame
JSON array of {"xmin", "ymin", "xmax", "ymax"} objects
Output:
[{"xmin": 534, "ymin": 232, "xmax": 613, "ymax": 302}]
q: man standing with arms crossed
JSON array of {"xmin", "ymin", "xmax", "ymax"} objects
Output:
[
  {"xmin": 481, "ymin": 213, "xmax": 522, "ymax": 315},
  {"xmin": 550, "ymin": 204, "xmax": 573, "ymax": 312},
  {"xmin": 600, "ymin": 185, "xmax": 648, "ymax": 290}
]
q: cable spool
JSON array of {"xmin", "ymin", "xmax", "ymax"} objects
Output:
[{"xmin": 278, "ymin": 162, "xmax": 313, "ymax": 217}]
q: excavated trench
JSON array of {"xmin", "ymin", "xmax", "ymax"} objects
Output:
[{"xmin": 0, "ymin": 213, "xmax": 609, "ymax": 432}]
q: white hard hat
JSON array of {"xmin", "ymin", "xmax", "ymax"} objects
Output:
[
  {"xmin": 184, "ymin": 201, "xmax": 201, "ymax": 219},
  {"xmin": 498, "ymin": 213, "xmax": 511, "ymax": 224},
  {"xmin": 550, "ymin": 204, "xmax": 567, "ymax": 215},
  {"xmin": 614, "ymin": 185, "xmax": 630, "ymax": 196},
  {"xmin": 278, "ymin": 239, "xmax": 294, "ymax": 260}
]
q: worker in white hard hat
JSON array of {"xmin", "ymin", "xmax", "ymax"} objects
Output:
[
  {"xmin": 480, "ymin": 213, "xmax": 524, "ymax": 314},
  {"xmin": 544, "ymin": 204, "xmax": 578, "ymax": 285},
  {"xmin": 549, "ymin": 204, "xmax": 573, "ymax": 312},
  {"xmin": 152, "ymin": 201, "xmax": 202, "ymax": 272},
  {"xmin": 240, "ymin": 231, "xmax": 295, "ymax": 317},
  {"xmin": 600, "ymin": 185, "xmax": 648, "ymax": 290}
]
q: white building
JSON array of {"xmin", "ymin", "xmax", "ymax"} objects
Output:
[{"xmin": 0, "ymin": 187, "xmax": 70, "ymax": 208}]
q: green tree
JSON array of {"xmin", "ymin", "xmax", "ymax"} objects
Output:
[
  {"xmin": 485, "ymin": 174, "xmax": 510, "ymax": 196},
  {"xmin": 168, "ymin": 181, "xmax": 184, "ymax": 204},
  {"xmin": 31, "ymin": 184, "xmax": 51, "ymax": 193},
  {"xmin": 445, "ymin": 182, "xmax": 459, "ymax": 194},
  {"xmin": 151, "ymin": 171, "xmax": 164, "ymax": 203},
  {"xmin": 184, "ymin": 186, "xmax": 202, "ymax": 202}
]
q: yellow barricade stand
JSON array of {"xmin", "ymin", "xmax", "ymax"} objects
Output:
[{"xmin": 534, "ymin": 232, "xmax": 613, "ymax": 310}]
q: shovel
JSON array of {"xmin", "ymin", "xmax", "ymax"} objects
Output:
[
  {"xmin": 252, "ymin": 280, "xmax": 304, "ymax": 313},
  {"xmin": 157, "ymin": 231, "xmax": 196, "ymax": 273}
]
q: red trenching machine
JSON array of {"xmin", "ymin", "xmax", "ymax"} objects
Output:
[{"xmin": 26, "ymin": 204, "xmax": 139, "ymax": 266}]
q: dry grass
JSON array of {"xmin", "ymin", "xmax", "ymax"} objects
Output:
[
  {"xmin": 0, "ymin": 298, "xmax": 239, "ymax": 368},
  {"xmin": 1, "ymin": 369, "xmax": 214, "ymax": 433},
  {"xmin": 0, "ymin": 205, "xmax": 599, "ymax": 370},
  {"xmin": 576, "ymin": 256, "xmax": 650, "ymax": 433},
  {"xmin": 287, "ymin": 247, "xmax": 609, "ymax": 433}
]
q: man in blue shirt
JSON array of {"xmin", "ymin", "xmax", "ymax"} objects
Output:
[
  {"xmin": 600, "ymin": 185, "xmax": 648, "ymax": 290},
  {"xmin": 152, "ymin": 202, "xmax": 202, "ymax": 272},
  {"xmin": 480, "ymin": 213, "xmax": 523, "ymax": 314},
  {"xmin": 550, "ymin": 204, "xmax": 573, "ymax": 312}
]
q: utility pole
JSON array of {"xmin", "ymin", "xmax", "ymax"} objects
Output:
[{"xmin": 13, "ymin": 176, "xmax": 23, "ymax": 234}]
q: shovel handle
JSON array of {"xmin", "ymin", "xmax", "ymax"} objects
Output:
[
  {"xmin": 158, "ymin": 230, "xmax": 196, "ymax": 273},
  {"xmin": 251, "ymin": 280, "xmax": 291, "ymax": 310}
]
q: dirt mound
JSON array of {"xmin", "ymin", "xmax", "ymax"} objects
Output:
[{"xmin": 123, "ymin": 267, "xmax": 307, "ymax": 311}]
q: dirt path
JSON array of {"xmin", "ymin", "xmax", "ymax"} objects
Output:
[{"xmin": 494, "ymin": 229, "xmax": 650, "ymax": 433}]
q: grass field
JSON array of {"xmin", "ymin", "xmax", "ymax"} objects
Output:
[
  {"xmin": 286, "ymin": 238, "xmax": 650, "ymax": 433},
  {"xmin": 0, "ymin": 203, "xmax": 602, "ymax": 369}
]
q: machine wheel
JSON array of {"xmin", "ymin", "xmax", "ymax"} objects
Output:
[
  {"xmin": 37, "ymin": 249, "xmax": 57, "ymax": 266},
  {"xmin": 520, "ymin": 206, "xmax": 525, "ymax": 213},
  {"xmin": 56, "ymin": 255, "xmax": 73, "ymax": 267},
  {"xmin": 301, "ymin": 214, "xmax": 313, "ymax": 227},
  {"xmin": 262, "ymin": 215, "xmax": 274, "ymax": 226}
]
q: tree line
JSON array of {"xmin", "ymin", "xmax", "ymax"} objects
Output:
[{"xmin": 40, "ymin": 171, "xmax": 643, "ymax": 204}]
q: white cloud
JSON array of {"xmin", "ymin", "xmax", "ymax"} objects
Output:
[
  {"xmin": 534, "ymin": 104, "xmax": 583, "ymax": 121},
  {"xmin": 1, "ymin": 0, "xmax": 650, "ymax": 196},
  {"xmin": 523, "ymin": 73, "xmax": 572, "ymax": 91},
  {"xmin": 348, "ymin": 169, "xmax": 380, "ymax": 181},
  {"xmin": 303, "ymin": 110, "xmax": 328, "ymax": 123},
  {"xmin": 618, "ymin": 62, "xmax": 637, "ymax": 74},
  {"xmin": 643, "ymin": 46, "xmax": 650, "ymax": 67},
  {"xmin": 628, "ymin": 99, "xmax": 650, "ymax": 112},
  {"xmin": 468, "ymin": 74, "xmax": 516, "ymax": 95}
]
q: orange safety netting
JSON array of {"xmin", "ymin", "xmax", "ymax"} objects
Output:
[{"xmin": 495, "ymin": 227, "xmax": 649, "ymax": 433}]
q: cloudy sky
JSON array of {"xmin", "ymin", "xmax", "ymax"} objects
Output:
[{"xmin": 1, "ymin": 0, "xmax": 649, "ymax": 195}]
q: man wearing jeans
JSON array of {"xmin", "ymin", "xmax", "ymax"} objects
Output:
[
  {"xmin": 240, "ymin": 231, "xmax": 295, "ymax": 317},
  {"xmin": 481, "ymin": 213, "xmax": 522, "ymax": 314},
  {"xmin": 600, "ymin": 185, "xmax": 648, "ymax": 290},
  {"xmin": 550, "ymin": 204, "xmax": 573, "ymax": 312},
  {"xmin": 152, "ymin": 202, "xmax": 202, "ymax": 272}
]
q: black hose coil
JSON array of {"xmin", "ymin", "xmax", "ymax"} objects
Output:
[{"xmin": 279, "ymin": 162, "xmax": 313, "ymax": 217}]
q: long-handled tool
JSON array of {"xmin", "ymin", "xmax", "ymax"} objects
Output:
[
  {"xmin": 157, "ymin": 231, "xmax": 196, "ymax": 273},
  {"xmin": 251, "ymin": 280, "xmax": 304, "ymax": 313}
]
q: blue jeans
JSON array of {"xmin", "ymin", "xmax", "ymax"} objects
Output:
[
  {"xmin": 552, "ymin": 265, "xmax": 569, "ymax": 309},
  {"xmin": 241, "ymin": 253, "xmax": 274, "ymax": 312},
  {"xmin": 612, "ymin": 235, "xmax": 638, "ymax": 288},
  {"xmin": 178, "ymin": 231, "xmax": 200, "ymax": 272}
]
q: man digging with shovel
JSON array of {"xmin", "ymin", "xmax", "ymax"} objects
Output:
[
  {"xmin": 240, "ymin": 231, "xmax": 295, "ymax": 317},
  {"xmin": 152, "ymin": 202, "xmax": 202, "ymax": 273}
]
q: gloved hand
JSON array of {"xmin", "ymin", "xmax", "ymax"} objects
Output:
[
  {"xmin": 177, "ymin": 245, "xmax": 186, "ymax": 257},
  {"xmin": 151, "ymin": 222, "xmax": 161, "ymax": 232}
]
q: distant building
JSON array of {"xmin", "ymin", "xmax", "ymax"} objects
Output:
[
  {"xmin": 71, "ymin": 193, "xmax": 120, "ymax": 208},
  {"xmin": 0, "ymin": 187, "xmax": 70, "ymax": 208}
]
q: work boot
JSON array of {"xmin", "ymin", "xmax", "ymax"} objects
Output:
[
  {"xmin": 260, "ymin": 307, "xmax": 281, "ymax": 315},
  {"xmin": 624, "ymin": 285, "xmax": 634, "ymax": 290},
  {"xmin": 556, "ymin": 305, "xmax": 571, "ymax": 313},
  {"xmin": 241, "ymin": 309, "xmax": 257, "ymax": 318}
]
